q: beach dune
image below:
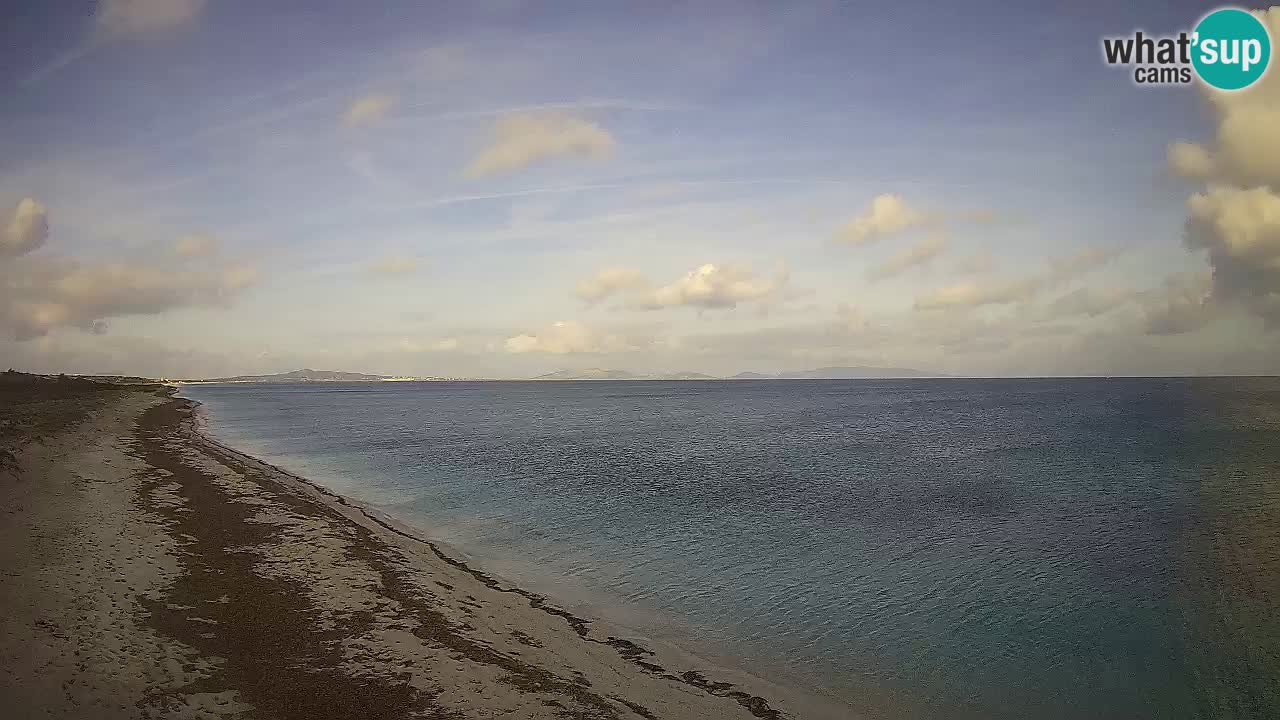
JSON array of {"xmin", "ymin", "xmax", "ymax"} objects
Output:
[{"xmin": 0, "ymin": 376, "xmax": 811, "ymax": 719}]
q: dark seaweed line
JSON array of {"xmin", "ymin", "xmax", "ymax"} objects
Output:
[
  {"xmin": 179, "ymin": 395, "xmax": 786, "ymax": 720},
  {"xmin": 156, "ymin": 399, "xmax": 633, "ymax": 719}
]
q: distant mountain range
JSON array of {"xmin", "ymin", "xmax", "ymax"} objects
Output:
[
  {"xmin": 182, "ymin": 369, "xmax": 438, "ymax": 384},
  {"xmin": 532, "ymin": 366, "xmax": 946, "ymax": 380},
  {"xmin": 182, "ymin": 365, "xmax": 947, "ymax": 384}
]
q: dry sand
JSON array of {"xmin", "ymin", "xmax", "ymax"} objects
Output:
[{"xmin": 0, "ymin": 377, "xmax": 849, "ymax": 719}]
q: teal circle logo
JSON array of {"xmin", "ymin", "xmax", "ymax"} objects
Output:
[{"xmin": 1192, "ymin": 8, "xmax": 1271, "ymax": 90}]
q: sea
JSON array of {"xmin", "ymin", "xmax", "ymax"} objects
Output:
[{"xmin": 180, "ymin": 378, "xmax": 1280, "ymax": 720}]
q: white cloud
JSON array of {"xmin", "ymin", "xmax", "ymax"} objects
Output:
[
  {"xmin": 1167, "ymin": 142, "xmax": 1215, "ymax": 180},
  {"xmin": 369, "ymin": 255, "xmax": 419, "ymax": 275},
  {"xmin": 174, "ymin": 233, "xmax": 217, "ymax": 258},
  {"xmin": 1185, "ymin": 186, "xmax": 1280, "ymax": 326},
  {"xmin": 2, "ymin": 198, "xmax": 48, "ymax": 257},
  {"xmin": 1186, "ymin": 187, "xmax": 1280, "ymax": 269},
  {"xmin": 638, "ymin": 263, "xmax": 788, "ymax": 310},
  {"xmin": 343, "ymin": 94, "xmax": 398, "ymax": 128},
  {"xmin": 868, "ymin": 233, "xmax": 947, "ymax": 279},
  {"xmin": 1, "ymin": 203, "xmax": 258, "ymax": 340},
  {"xmin": 97, "ymin": 0, "xmax": 206, "ymax": 37},
  {"xmin": 1162, "ymin": 8, "xmax": 1280, "ymax": 332},
  {"xmin": 837, "ymin": 194, "xmax": 926, "ymax": 246},
  {"xmin": 3, "ymin": 257, "xmax": 260, "ymax": 340},
  {"xmin": 574, "ymin": 262, "xmax": 790, "ymax": 311},
  {"xmin": 465, "ymin": 112, "xmax": 615, "ymax": 177},
  {"xmin": 576, "ymin": 266, "xmax": 647, "ymax": 303},
  {"xmin": 1167, "ymin": 8, "xmax": 1280, "ymax": 188},
  {"xmin": 433, "ymin": 337, "xmax": 460, "ymax": 351}
]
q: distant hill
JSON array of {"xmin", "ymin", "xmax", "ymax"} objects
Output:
[
  {"xmin": 531, "ymin": 366, "xmax": 944, "ymax": 381},
  {"xmin": 653, "ymin": 371, "xmax": 718, "ymax": 380},
  {"xmin": 185, "ymin": 366, "xmax": 945, "ymax": 384},
  {"xmin": 186, "ymin": 369, "xmax": 436, "ymax": 383}
]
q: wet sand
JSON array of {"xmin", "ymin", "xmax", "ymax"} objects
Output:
[{"xmin": 1, "ymin": 377, "xmax": 844, "ymax": 719}]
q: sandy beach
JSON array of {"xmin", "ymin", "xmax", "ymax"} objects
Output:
[{"xmin": 0, "ymin": 375, "xmax": 838, "ymax": 719}]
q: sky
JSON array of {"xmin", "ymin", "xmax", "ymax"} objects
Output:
[{"xmin": 2, "ymin": 0, "xmax": 1280, "ymax": 378}]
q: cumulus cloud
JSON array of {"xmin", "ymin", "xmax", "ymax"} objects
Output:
[
  {"xmin": 576, "ymin": 267, "xmax": 647, "ymax": 303},
  {"xmin": 837, "ymin": 193, "xmax": 927, "ymax": 246},
  {"xmin": 174, "ymin": 234, "xmax": 217, "ymax": 258},
  {"xmin": 2, "ymin": 257, "xmax": 260, "ymax": 340},
  {"xmin": 574, "ymin": 263, "xmax": 790, "ymax": 311},
  {"xmin": 1185, "ymin": 186, "xmax": 1280, "ymax": 326},
  {"xmin": 369, "ymin": 255, "xmax": 419, "ymax": 275},
  {"xmin": 97, "ymin": 0, "xmax": 206, "ymax": 37},
  {"xmin": 1167, "ymin": 142, "xmax": 1216, "ymax": 180},
  {"xmin": 638, "ymin": 263, "xmax": 788, "ymax": 311},
  {"xmin": 343, "ymin": 94, "xmax": 398, "ymax": 128},
  {"xmin": 1186, "ymin": 187, "xmax": 1280, "ymax": 275},
  {"xmin": 0, "ymin": 203, "xmax": 258, "ymax": 340},
  {"xmin": 1166, "ymin": 9, "xmax": 1280, "ymax": 189},
  {"xmin": 868, "ymin": 233, "xmax": 947, "ymax": 280},
  {"xmin": 1160, "ymin": 8, "xmax": 1280, "ymax": 332},
  {"xmin": 504, "ymin": 320, "xmax": 641, "ymax": 354},
  {"xmin": 465, "ymin": 112, "xmax": 615, "ymax": 177},
  {"xmin": 2, "ymin": 198, "xmax": 49, "ymax": 257}
]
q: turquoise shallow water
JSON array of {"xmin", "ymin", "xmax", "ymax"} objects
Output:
[{"xmin": 182, "ymin": 378, "xmax": 1280, "ymax": 719}]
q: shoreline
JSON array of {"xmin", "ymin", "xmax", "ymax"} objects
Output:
[
  {"xmin": 183, "ymin": 397, "xmax": 798, "ymax": 714},
  {"xmin": 185, "ymin": 408, "xmax": 852, "ymax": 714},
  {"xmin": 2, "ymin": 379, "xmax": 852, "ymax": 719},
  {"xmin": 183, "ymin": 395, "xmax": 857, "ymax": 719}
]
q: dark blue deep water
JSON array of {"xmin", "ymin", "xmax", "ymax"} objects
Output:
[{"xmin": 181, "ymin": 378, "xmax": 1280, "ymax": 719}]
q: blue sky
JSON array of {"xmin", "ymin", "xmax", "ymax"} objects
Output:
[{"xmin": 3, "ymin": 1, "xmax": 1279, "ymax": 377}]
